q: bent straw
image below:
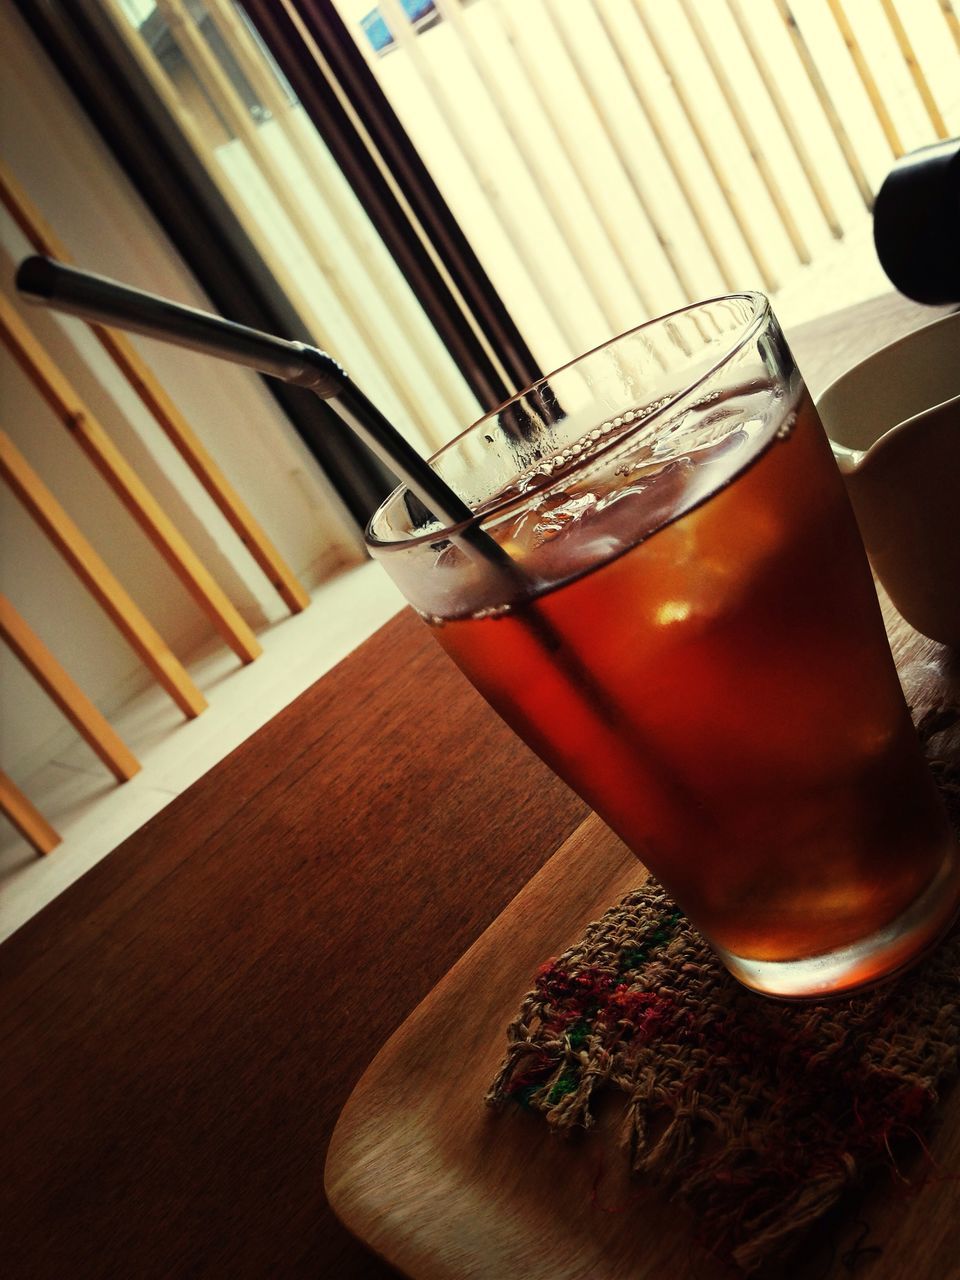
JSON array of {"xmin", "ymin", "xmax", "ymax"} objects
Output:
[
  {"xmin": 14, "ymin": 255, "xmax": 505, "ymax": 564},
  {"xmin": 17, "ymin": 255, "xmax": 717, "ymax": 831}
]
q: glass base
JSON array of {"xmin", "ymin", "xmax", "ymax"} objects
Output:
[{"xmin": 715, "ymin": 841, "xmax": 960, "ymax": 1000}]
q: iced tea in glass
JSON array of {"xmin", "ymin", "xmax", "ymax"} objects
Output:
[{"xmin": 367, "ymin": 295, "xmax": 959, "ymax": 998}]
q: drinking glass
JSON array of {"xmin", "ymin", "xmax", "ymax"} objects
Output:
[{"xmin": 366, "ymin": 294, "xmax": 959, "ymax": 999}]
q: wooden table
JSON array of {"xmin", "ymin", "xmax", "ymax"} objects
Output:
[{"xmin": 1, "ymin": 294, "xmax": 955, "ymax": 1280}]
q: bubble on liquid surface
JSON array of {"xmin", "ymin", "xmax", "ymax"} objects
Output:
[{"xmin": 416, "ymin": 381, "xmax": 791, "ymax": 624}]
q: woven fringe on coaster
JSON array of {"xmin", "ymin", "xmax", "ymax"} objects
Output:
[{"xmin": 486, "ymin": 749, "xmax": 960, "ymax": 1275}]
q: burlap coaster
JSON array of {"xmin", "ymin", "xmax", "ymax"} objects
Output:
[{"xmin": 487, "ymin": 743, "xmax": 960, "ymax": 1275}]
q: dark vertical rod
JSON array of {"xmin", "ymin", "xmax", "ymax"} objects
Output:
[
  {"xmin": 242, "ymin": 0, "xmax": 542, "ymax": 401},
  {"xmin": 12, "ymin": 0, "xmax": 397, "ymax": 526}
]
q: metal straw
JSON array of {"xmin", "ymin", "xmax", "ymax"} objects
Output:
[
  {"xmin": 14, "ymin": 255, "xmax": 484, "ymax": 540},
  {"xmin": 16, "ymin": 257, "xmax": 722, "ymax": 818}
]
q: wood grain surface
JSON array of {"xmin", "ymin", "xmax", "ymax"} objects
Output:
[
  {"xmin": 0, "ymin": 293, "xmax": 955, "ymax": 1280},
  {"xmin": 330, "ymin": 860, "xmax": 959, "ymax": 1277},
  {"xmin": 0, "ymin": 609, "xmax": 587, "ymax": 1280},
  {"xmin": 324, "ymin": 604, "xmax": 960, "ymax": 1280}
]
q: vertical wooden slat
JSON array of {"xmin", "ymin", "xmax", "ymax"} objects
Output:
[
  {"xmin": 377, "ymin": 0, "xmax": 604, "ymax": 353},
  {"xmin": 593, "ymin": 0, "xmax": 739, "ymax": 291},
  {"xmin": 155, "ymin": 0, "xmax": 435, "ymax": 442},
  {"xmin": 201, "ymin": 0, "xmax": 293, "ymax": 117},
  {"xmin": 677, "ymin": 0, "xmax": 811, "ymax": 264},
  {"xmin": 150, "ymin": 1, "xmax": 345, "ymax": 345},
  {"xmin": 631, "ymin": 0, "xmax": 780, "ymax": 292},
  {"xmin": 937, "ymin": 0, "xmax": 960, "ymax": 53},
  {"xmin": 276, "ymin": 0, "xmax": 519, "ymax": 399},
  {"xmin": 825, "ymin": 0, "xmax": 904, "ymax": 157},
  {"xmin": 0, "ymin": 430, "xmax": 207, "ymax": 719},
  {"xmin": 83, "ymin": 329, "xmax": 310, "ymax": 612},
  {"xmin": 878, "ymin": 0, "xmax": 949, "ymax": 139},
  {"xmin": 540, "ymin": 0, "xmax": 698, "ymax": 303},
  {"xmin": 203, "ymin": 0, "xmax": 477, "ymax": 441},
  {"xmin": 0, "ymin": 596, "xmax": 141, "ymax": 783},
  {"xmin": 0, "ymin": 296, "xmax": 262, "ymax": 665},
  {"xmin": 116, "ymin": 0, "xmax": 339, "ymax": 356},
  {"xmin": 725, "ymin": 0, "xmax": 844, "ymax": 239},
  {"xmin": 772, "ymin": 0, "xmax": 875, "ymax": 209},
  {"xmin": 0, "ymin": 160, "xmax": 311, "ymax": 614},
  {"xmin": 436, "ymin": 0, "xmax": 654, "ymax": 322},
  {"xmin": 0, "ymin": 772, "xmax": 61, "ymax": 856},
  {"xmin": 102, "ymin": 0, "xmax": 345, "ymax": 373},
  {"xmin": 494, "ymin": 0, "xmax": 665, "ymax": 315}
]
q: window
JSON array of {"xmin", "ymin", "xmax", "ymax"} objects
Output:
[{"xmin": 16, "ymin": 1, "xmax": 960, "ymax": 470}]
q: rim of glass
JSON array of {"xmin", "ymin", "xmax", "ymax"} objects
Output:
[{"xmin": 366, "ymin": 291, "xmax": 770, "ymax": 551}]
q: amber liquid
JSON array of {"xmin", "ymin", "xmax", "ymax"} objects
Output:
[{"xmin": 431, "ymin": 390, "xmax": 955, "ymax": 968}]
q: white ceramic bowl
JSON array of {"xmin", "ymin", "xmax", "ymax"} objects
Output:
[{"xmin": 816, "ymin": 311, "xmax": 960, "ymax": 647}]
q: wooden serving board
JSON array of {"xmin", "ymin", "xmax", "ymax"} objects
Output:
[{"xmin": 325, "ymin": 605, "xmax": 960, "ymax": 1280}]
